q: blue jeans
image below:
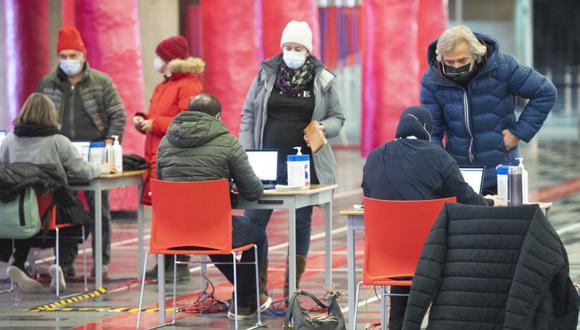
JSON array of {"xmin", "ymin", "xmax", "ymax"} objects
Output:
[{"xmin": 245, "ymin": 206, "xmax": 313, "ymax": 257}]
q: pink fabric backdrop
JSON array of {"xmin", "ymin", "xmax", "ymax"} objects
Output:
[
  {"xmin": 200, "ymin": 0, "xmax": 260, "ymax": 136},
  {"xmin": 417, "ymin": 0, "xmax": 447, "ymax": 84},
  {"xmin": 3, "ymin": 0, "xmax": 49, "ymax": 126},
  {"xmin": 361, "ymin": 0, "xmax": 420, "ymax": 156}
]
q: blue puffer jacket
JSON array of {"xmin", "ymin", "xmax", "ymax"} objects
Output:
[{"xmin": 421, "ymin": 33, "xmax": 557, "ymax": 188}]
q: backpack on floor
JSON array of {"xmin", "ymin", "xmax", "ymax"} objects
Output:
[
  {"xmin": 0, "ymin": 187, "xmax": 41, "ymax": 239},
  {"xmin": 284, "ymin": 290, "xmax": 346, "ymax": 330}
]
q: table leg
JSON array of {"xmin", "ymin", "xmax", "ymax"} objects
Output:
[
  {"xmin": 158, "ymin": 254, "xmax": 166, "ymax": 324},
  {"xmin": 324, "ymin": 201, "xmax": 332, "ymax": 289},
  {"xmin": 347, "ymin": 216, "xmax": 356, "ymax": 329},
  {"xmin": 288, "ymin": 200, "xmax": 297, "ymax": 299},
  {"xmin": 137, "ymin": 183, "xmax": 144, "ymax": 279},
  {"xmin": 95, "ymin": 185, "xmax": 103, "ymax": 289}
]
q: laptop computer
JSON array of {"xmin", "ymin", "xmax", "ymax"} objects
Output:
[
  {"xmin": 71, "ymin": 141, "xmax": 91, "ymax": 162},
  {"xmin": 459, "ymin": 166, "xmax": 486, "ymax": 194},
  {"xmin": 246, "ymin": 149, "xmax": 278, "ymax": 189}
]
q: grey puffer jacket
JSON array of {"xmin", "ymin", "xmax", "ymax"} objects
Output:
[
  {"xmin": 156, "ymin": 111, "xmax": 263, "ymax": 201},
  {"xmin": 239, "ymin": 55, "xmax": 345, "ymax": 184}
]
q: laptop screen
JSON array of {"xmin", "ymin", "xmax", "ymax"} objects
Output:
[
  {"xmin": 459, "ymin": 166, "xmax": 485, "ymax": 194},
  {"xmin": 71, "ymin": 142, "xmax": 91, "ymax": 162},
  {"xmin": 246, "ymin": 150, "xmax": 278, "ymax": 182}
]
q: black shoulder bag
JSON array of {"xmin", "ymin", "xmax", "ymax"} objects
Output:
[{"xmin": 284, "ymin": 290, "xmax": 346, "ymax": 330}]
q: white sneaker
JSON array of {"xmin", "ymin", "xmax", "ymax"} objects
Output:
[
  {"xmin": 49, "ymin": 264, "xmax": 66, "ymax": 291},
  {"xmin": 7, "ymin": 266, "xmax": 42, "ymax": 293}
]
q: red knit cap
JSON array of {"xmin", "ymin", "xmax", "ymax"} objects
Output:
[
  {"xmin": 155, "ymin": 36, "xmax": 189, "ymax": 62},
  {"xmin": 57, "ymin": 26, "xmax": 86, "ymax": 53}
]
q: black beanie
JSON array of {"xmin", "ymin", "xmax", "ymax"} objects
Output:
[{"xmin": 395, "ymin": 106, "xmax": 433, "ymax": 141}]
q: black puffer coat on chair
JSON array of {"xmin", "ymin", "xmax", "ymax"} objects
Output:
[{"xmin": 403, "ymin": 203, "xmax": 579, "ymax": 330}]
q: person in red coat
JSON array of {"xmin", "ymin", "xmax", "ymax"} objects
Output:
[{"xmin": 134, "ymin": 36, "xmax": 204, "ymax": 206}]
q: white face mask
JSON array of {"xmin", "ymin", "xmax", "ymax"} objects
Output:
[
  {"xmin": 283, "ymin": 49, "xmax": 307, "ymax": 70},
  {"xmin": 153, "ymin": 57, "xmax": 166, "ymax": 73},
  {"xmin": 59, "ymin": 59, "xmax": 82, "ymax": 76}
]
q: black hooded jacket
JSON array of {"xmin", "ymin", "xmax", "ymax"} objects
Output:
[
  {"xmin": 403, "ymin": 203, "xmax": 579, "ymax": 329},
  {"xmin": 362, "ymin": 107, "xmax": 488, "ymax": 206},
  {"xmin": 0, "ymin": 163, "xmax": 90, "ymax": 226}
]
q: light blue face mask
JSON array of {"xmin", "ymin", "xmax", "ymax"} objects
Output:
[
  {"xmin": 283, "ymin": 49, "xmax": 307, "ymax": 70},
  {"xmin": 59, "ymin": 59, "xmax": 83, "ymax": 76}
]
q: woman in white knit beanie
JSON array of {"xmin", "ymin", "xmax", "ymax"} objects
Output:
[{"xmin": 240, "ymin": 20, "xmax": 345, "ymax": 306}]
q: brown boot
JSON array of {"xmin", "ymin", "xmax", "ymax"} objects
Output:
[{"xmin": 284, "ymin": 255, "xmax": 307, "ymax": 303}]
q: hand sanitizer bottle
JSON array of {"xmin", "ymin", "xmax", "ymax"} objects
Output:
[
  {"xmin": 112, "ymin": 135, "xmax": 123, "ymax": 173},
  {"xmin": 287, "ymin": 147, "xmax": 310, "ymax": 187}
]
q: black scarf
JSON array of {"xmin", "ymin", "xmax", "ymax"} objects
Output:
[
  {"xmin": 275, "ymin": 56, "xmax": 314, "ymax": 97},
  {"xmin": 13, "ymin": 123, "xmax": 62, "ymax": 137}
]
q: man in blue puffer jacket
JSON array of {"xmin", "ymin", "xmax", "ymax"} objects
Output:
[{"xmin": 421, "ymin": 25, "xmax": 557, "ymax": 192}]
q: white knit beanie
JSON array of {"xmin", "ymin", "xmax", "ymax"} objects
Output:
[{"xmin": 280, "ymin": 20, "xmax": 313, "ymax": 53}]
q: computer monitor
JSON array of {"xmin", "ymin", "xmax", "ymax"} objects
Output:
[
  {"xmin": 459, "ymin": 166, "xmax": 485, "ymax": 194},
  {"xmin": 246, "ymin": 150, "xmax": 278, "ymax": 188},
  {"xmin": 71, "ymin": 141, "xmax": 91, "ymax": 162}
]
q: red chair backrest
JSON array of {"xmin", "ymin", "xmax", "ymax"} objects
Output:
[
  {"xmin": 37, "ymin": 193, "xmax": 57, "ymax": 230},
  {"xmin": 362, "ymin": 197, "xmax": 456, "ymax": 282},
  {"xmin": 149, "ymin": 179, "xmax": 232, "ymax": 253}
]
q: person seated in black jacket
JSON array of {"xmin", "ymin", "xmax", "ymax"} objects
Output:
[
  {"xmin": 362, "ymin": 106, "xmax": 500, "ymax": 330},
  {"xmin": 154, "ymin": 93, "xmax": 271, "ymax": 319}
]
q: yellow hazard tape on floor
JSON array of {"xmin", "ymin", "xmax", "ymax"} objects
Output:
[
  {"xmin": 31, "ymin": 306, "xmax": 177, "ymax": 313},
  {"xmin": 28, "ymin": 287, "xmax": 107, "ymax": 312}
]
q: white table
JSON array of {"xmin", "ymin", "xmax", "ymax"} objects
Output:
[
  {"xmin": 70, "ymin": 170, "xmax": 145, "ymax": 289},
  {"xmin": 341, "ymin": 202, "xmax": 553, "ymax": 330},
  {"xmin": 155, "ymin": 184, "xmax": 337, "ymax": 324}
]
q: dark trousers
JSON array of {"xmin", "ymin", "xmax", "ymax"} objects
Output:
[
  {"xmin": 209, "ymin": 216, "xmax": 268, "ymax": 306},
  {"xmin": 245, "ymin": 206, "xmax": 313, "ymax": 257},
  {"xmin": 389, "ymin": 285, "xmax": 410, "ymax": 330}
]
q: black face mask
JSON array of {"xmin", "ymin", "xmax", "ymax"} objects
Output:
[{"xmin": 443, "ymin": 62, "xmax": 475, "ymax": 83}]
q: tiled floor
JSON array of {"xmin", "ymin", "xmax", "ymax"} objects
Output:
[{"xmin": 1, "ymin": 136, "xmax": 579, "ymax": 329}]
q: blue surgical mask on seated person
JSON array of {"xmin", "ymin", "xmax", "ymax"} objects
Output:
[
  {"xmin": 59, "ymin": 59, "xmax": 83, "ymax": 76},
  {"xmin": 283, "ymin": 49, "xmax": 307, "ymax": 70}
]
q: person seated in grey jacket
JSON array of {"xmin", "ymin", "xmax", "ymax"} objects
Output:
[
  {"xmin": 155, "ymin": 93, "xmax": 271, "ymax": 319},
  {"xmin": 362, "ymin": 106, "xmax": 501, "ymax": 330},
  {"xmin": 0, "ymin": 93, "xmax": 113, "ymax": 293}
]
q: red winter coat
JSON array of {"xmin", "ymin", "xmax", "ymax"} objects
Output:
[{"xmin": 137, "ymin": 57, "xmax": 204, "ymax": 204}]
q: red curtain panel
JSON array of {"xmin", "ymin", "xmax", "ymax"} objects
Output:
[
  {"xmin": 200, "ymin": 0, "xmax": 260, "ymax": 136},
  {"xmin": 3, "ymin": 0, "xmax": 49, "ymax": 125},
  {"xmin": 361, "ymin": 0, "xmax": 420, "ymax": 156},
  {"xmin": 417, "ymin": 0, "xmax": 447, "ymax": 85}
]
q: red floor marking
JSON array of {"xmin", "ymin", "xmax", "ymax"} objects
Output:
[
  {"xmin": 70, "ymin": 251, "xmax": 352, "ymax": 329},
  {"xmin": 529, "ymin": 177, "xmax": 580, "ymax": 202}
]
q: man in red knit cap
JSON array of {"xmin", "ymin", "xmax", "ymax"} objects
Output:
[
  {"xmin": 135, "ymin": 35, "xmax": 205, "ymax": 281},
  {"xmin": 37, "ymin": 26, "xmax": 126, "ymax": 284}
]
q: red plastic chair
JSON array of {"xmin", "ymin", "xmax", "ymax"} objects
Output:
[
  {"xmin": 352, "ymin": 197, "xmax": 456, "ymax": 329},
  {"xmin": 37, "ymin": 193, "xmax": 89, "ymax": 297},
  {"xmin": 137, "ymin": 179, "xmax": 262, "ymax": 330}
]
